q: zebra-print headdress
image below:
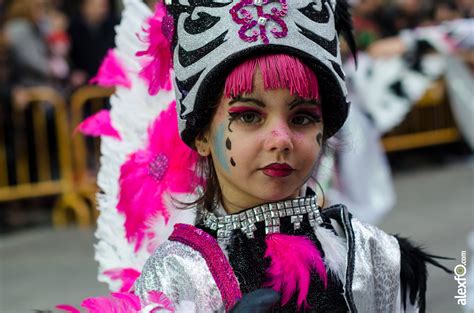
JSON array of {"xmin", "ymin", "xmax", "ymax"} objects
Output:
[{"xmin": 164, "ymin": 0, "xmax": 356, "ymax": 147}]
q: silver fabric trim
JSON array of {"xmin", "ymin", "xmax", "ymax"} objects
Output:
[
  {"xmin": 350, "ymin": 219, "xmax": 401, "ymax": 312},
  {"xmin": 134, "ymin": 241, "xmax": 225, "ymax": 312}
]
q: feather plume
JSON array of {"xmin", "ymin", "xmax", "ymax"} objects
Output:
[
  {"xmin": 103, "ymin": 267, "xmax": 141, "ymax": 292},
  {"xmin": 75, "ymin": 109, "xmax": 122, "ymax": 140},
  {"xmin": 117, "ymin": 103, "xmax": 198, "ymax": 251},
  {"xmin": 314, "ymin": 226, "xmax": 347, "ymax": 284},
  {"xmin": 93, "ymin": 0, "xmax": 180, "ymax": 292},
  {"xmin": 335, "ymin": 0, "xmax": 357, "ymax": 65},
  {"xmin": 89, "ymin": 49, "xmax": 131, "ymax": 88},
  {"xmin": 55, "ymin": 305, "xmax": 81, "ymax": 313},
  {"xmin": 81, "ymin": 292, "xmax": 140, "ymax": 312},
  {"xmin": 136, "ymin": 2, "xmax": 173, "ymax": 95},
  {"xmin": 147, "ymin": 291, "xmax": 175, "ymax": 312},
  {"xmin": 264, "ymin": 234, "xmax": 327, "ymax": 309},
  {"xmin": 57, "ymin": 291, "xmax": 177, "ymax": 313},
  {"xmin": 396, "ymin": 236, "xmax": 453, "ymax": 313}
]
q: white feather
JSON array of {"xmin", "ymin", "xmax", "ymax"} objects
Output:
[
  {"xmin": 94, "ymin": 0, "xmax": 185, "ymax": 291},
  {"xmin": 314, "ymin": 225, "xmax": 347, "ymax": 284}
]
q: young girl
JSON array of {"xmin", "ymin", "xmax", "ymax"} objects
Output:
[
  {"xmin": 65, "ymin": 0, "xmax": 450, "ymax": 312},
  {"xmin": 130, "ymin": 0, "xmax": 449, "ymax": 312}
]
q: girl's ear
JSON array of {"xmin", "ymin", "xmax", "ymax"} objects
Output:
[{"xmin": 195, "ymin": 131, "xmax": 211, "ymax": 157}]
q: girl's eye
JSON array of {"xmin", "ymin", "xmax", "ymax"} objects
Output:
[
  {"xmin": 291, "ymin": 113, "xmax": 321, "ymax": 125},
  {"xmin": 232, "ymin": 111, "xmax": 262, "ymax": 124}
]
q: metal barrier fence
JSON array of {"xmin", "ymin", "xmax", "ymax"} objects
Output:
[
  {"xmin": 0, "ymin": 87, "xmax": 90, "ymax": 226},
  {"xmin": 0, "ymin": 81, "xmax": 462, "ymax": 227},
  {"xmin": 70, "ymin": 85, "xmax": 114, "ymax": 222}
]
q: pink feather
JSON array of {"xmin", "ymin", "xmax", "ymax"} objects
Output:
[
  {"xmin": 56, "ymin": 305, "xmax": 81, "ymax": 313},
  {"xmin": 264, "ymin": 234, "xmax": 327, "ymax": 309},
  {"xmin": 75, "ymin": 109, "xmax": 121, "ymax": 140},
  {"xmin": 89, "ymin": 49, "xmax": 131, "ymax": 88},
  {"xmin": 56, "ymin": 291, "xmax": 176, "ymax": 313},
  {"xmin": 103, "ymin": 268, "xmax": 141, "ymax": 292},
  {"xmin": 81, "ymin": 292, "xmax": 141, "ymax": 312},
  {"xmin": 148, "ymin": 291, "xmax": 175, "ymax": 312},
  {"xmin": 118, "ymin": 102, "xmax": 198, "ymax": 251},
  {"xmin": 136, "ymin": 2, "xmax": 173, "ymax": 95}
]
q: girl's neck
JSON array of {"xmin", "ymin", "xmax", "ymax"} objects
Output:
[
  {"xmin": 218, "ymin": 183, "xmax": 324, "ymax": 215},
  {"xmin": 220, "ymin": 191, "xmax": 300, "ymax": 215}
]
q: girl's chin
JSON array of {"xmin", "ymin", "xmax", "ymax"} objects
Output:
[{"xmin": 257, "ymin": 189, "xmax": 300, "ymax": 203}]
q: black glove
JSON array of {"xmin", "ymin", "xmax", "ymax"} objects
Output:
[{"xmin": 230, "ymin": 288, "xmax": 281, "ymax": 313}]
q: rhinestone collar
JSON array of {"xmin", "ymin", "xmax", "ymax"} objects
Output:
[{"xmin": 202, "ymin": 196, "xmax": 324, "ymax": 245}]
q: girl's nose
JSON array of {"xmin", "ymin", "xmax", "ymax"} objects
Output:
[{"xmin": 264, "ymin": 123, "xmax": 294, "ymax": 153}]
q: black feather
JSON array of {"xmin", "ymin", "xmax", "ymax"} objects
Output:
[
  {"xmin": 334, "ymin": 0, "xmax": 358, "ymax": 65},
  {"xmin": 395, "ymin": 235, "xmax": 454, "ymax": 313}
]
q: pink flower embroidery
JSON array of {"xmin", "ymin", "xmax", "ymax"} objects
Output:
[{"xmin": 230, "ymin": 0, "xmax": 289, "ymax": 44}]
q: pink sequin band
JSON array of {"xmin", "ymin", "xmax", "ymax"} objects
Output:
[
  {"xmin": 230, "ymin": 0, "xmax": 288, "ymax": 44},
  {"xmin": 169, "ymin": 224, "xmax": 242, "ymax": 311}
]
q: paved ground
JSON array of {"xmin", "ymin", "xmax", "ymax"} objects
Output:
[
  {"xmin": 0, "ymin": 156, "xmax": 473, "ymax": 313},
  {"xmin": 379, "ymin": 157, "xmax": 473, "ymax": 313}
]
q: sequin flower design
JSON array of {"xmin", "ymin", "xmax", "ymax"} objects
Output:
[
  {"xmin": 230, "ymin": 0, "xmax": 289, "ymax": 44},
  {"xmin": 118, "ymin": 102, "xmax": 199, "ymax": 252}
]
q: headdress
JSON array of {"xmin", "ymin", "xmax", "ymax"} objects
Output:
[{"xmin": 161, "ymin": 0, "xmax": 356, "ymax": 146}]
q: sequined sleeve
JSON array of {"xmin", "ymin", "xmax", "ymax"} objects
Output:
[
  {"xmin": 133, "ymin": 240, "xmax": 224, "ymax": 312},
  {"xmin": 349, "ymin": 219, "xmax": 401, "ymax": 312}
]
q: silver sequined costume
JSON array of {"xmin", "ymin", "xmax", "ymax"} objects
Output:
[{"xmin": 134, "ymin": 205, "xmax": 420, "ymax": 312}]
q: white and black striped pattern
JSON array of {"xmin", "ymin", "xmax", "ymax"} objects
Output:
[{"xmin": 165, "ymin": 0, "xmax": 355, "ymax": 146}]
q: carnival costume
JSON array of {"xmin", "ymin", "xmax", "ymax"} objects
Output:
[{"xmin": 60, "ymin": 0, "xmax": 451, "ymax": 312}]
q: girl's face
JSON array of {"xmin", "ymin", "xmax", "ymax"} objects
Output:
[{"xmin": 197, "ymin": 69, "xmax": 324, "ymax": 213}]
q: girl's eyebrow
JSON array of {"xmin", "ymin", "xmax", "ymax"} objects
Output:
[
  {"xmin": 228, "ymin": 97, "xmax": 320, "ymax": 109},
  {"xmin": 229, "ymin": 96, "xmax": 266, "ymax": 107},
  {"xmin": 289, "ymin": 98, "xmax": 320, "ymax": 110}
]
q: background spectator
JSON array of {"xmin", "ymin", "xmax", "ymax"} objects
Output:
[
  {"xmin": 4, "ymin": 0, "xmax": 54, "ymax": 87},
  {"xmin": 68, "ymin": 0, "xmax": 117, "ymax": 88}
]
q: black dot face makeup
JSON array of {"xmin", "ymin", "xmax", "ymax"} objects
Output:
[
  {"xmin": 316, "ymin": 133, "xmax": 322, "ymax": 147},
  {"xmin": 226, "ymin": 137, "xmax": 235, "ymax": 166}
]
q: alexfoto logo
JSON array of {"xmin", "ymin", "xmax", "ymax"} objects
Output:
[{"xmin": 454, "ymin": 250, "xmax": 468, "ymax": 306}]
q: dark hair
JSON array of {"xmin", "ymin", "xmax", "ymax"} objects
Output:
[
  {"xmin": 177, "ymin": 99, "xmax": 222, "ymax": 213},
  {"xmin": 193, "ymin": 155, "xmax": 222, "ymax": 212}
]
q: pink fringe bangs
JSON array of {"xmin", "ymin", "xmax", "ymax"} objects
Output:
[{"xmin": 224, "ymin": 54, "xmax": 320, "ymax": 100}]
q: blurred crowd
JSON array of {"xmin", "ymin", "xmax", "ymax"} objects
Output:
[
  {"xmin": 351, "ymin": 0, "xmax": 473, "ymax": 51},
  {"xmin": 0, "ymin": 0, "xmax": 472, "ymax": 107},
  {"xmin": 0, "ymin": 0, "xmax": 471, "ymax": 105},
  {"xmin": 0, "ymin": 0, "xmax": 119, "ymax": 104}
]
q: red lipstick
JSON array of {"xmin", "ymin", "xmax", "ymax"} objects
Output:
[{"xmin": 261, "ymin": 163, "xmax": 294, "ymax": 177}]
